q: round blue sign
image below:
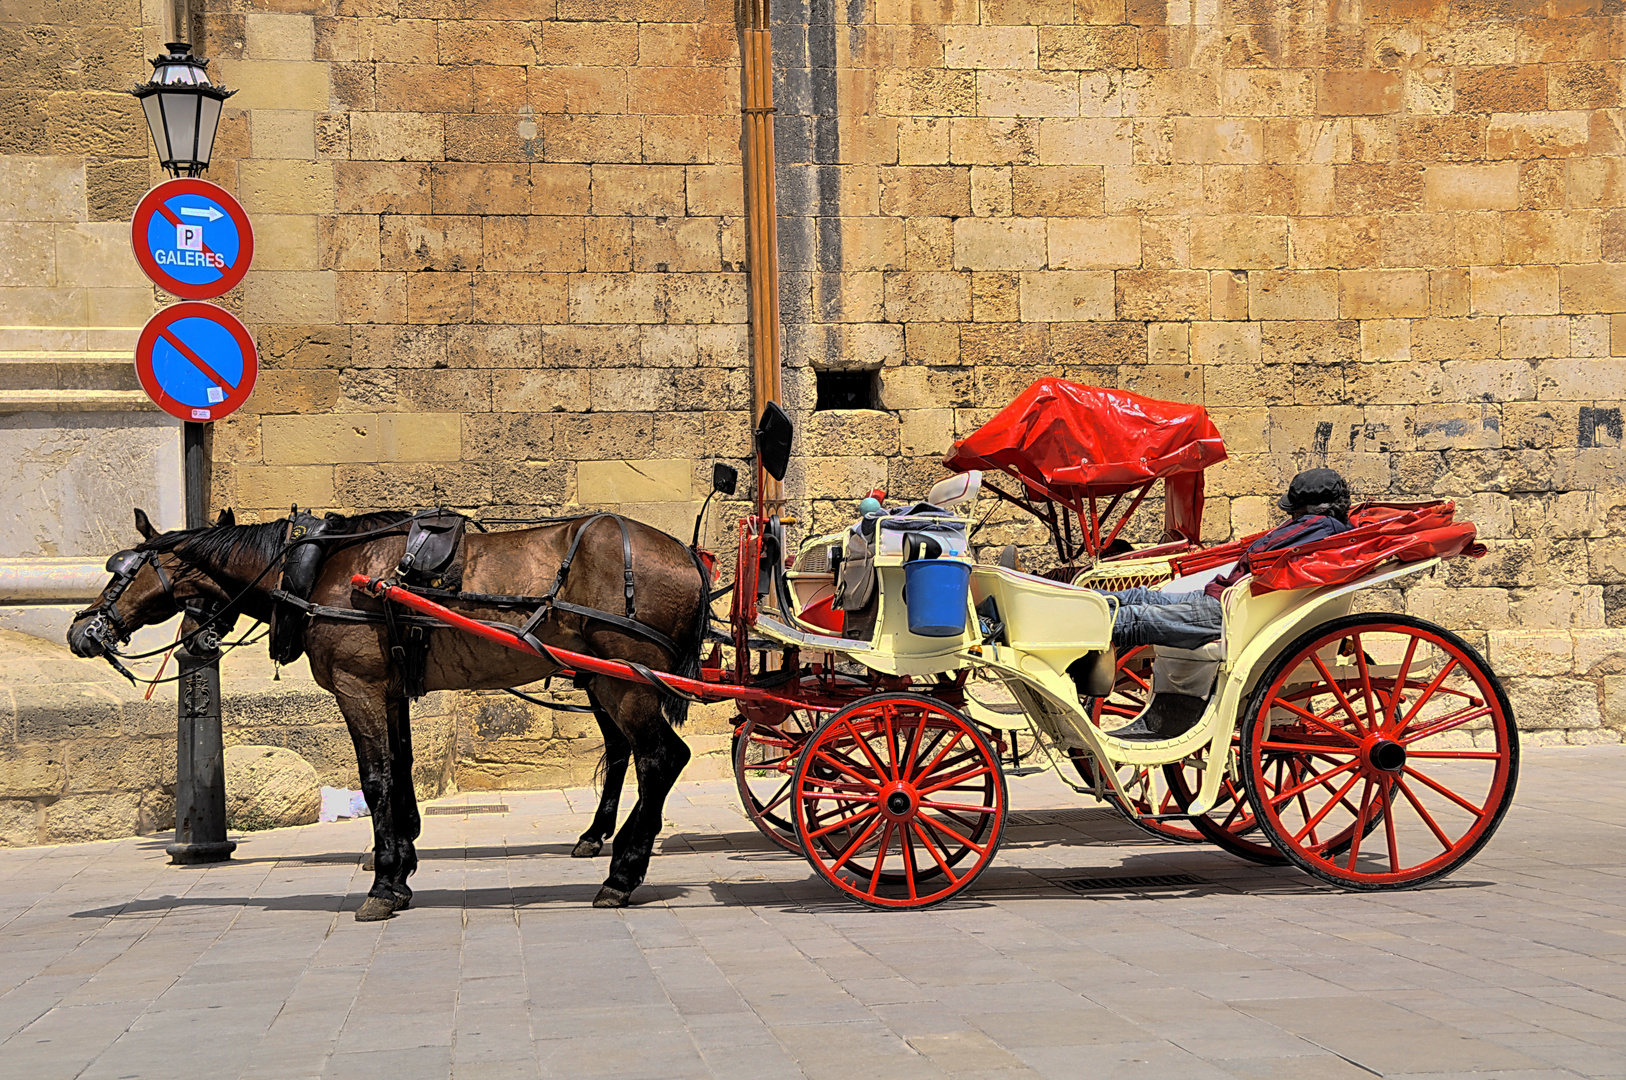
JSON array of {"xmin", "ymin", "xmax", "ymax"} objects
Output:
[
  {"xmin": 130, "ymin": 179, "xmax": 254, "ymax": 299},
  {"xmin": 135, "ymin": 303, "xmax": 259, "ymax": 423}
]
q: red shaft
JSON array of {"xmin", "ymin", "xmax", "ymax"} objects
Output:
[{"xmin": 350, "ymin": 575, "xmax": 823, "ymax": 711}]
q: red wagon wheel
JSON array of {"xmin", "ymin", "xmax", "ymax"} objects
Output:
[
  {"xmin": 1162, "ymin": 740, "xmax": 1288, "ymax": 865},
  {"xmin": 793, "ymin": 693, "xmax": 1007, "ymax": 909},
  {"xmin": 733, "ymin": 710, "xmax": 817, "ymax": 852},
  {"xmin": 1072, "ymin": 646, "xmax": 1205, "ymax": 844},
  {"xmin": 1239, "ymin": 614, "xmax": 1518, "ymax": 890}
]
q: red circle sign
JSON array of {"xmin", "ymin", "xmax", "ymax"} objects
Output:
[
  {"xmin": 135, "ymin": 303, "xmax": 259, "ymax": 423},
  {"xmin": 130, "ymin": 178, "xmax": 254, "ymax": 299}
]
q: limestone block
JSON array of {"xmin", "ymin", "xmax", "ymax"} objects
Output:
[
  {"xmin": 802, "ymin": 409, "xmax": 900, "ymax": 457},
  {"xmin": 263, "ymin": 413, "xmax": 380, "ymax": 466},
  {"xmin": 1190, "ymin": 322, "xmax": 1261, "ymax": 365},
  {"xmin": 576, "ymin": 460, "xmax": 692, "ymax": 503},
  {"xmin": 224, "ymin": 746, "xmax": 320, "ymax": 830},
  {"xmin": 1036, "ymin": 118, "xmax": 1133, "ymax": 166},
  {"xmin": 1603, "ymin": 675, "xmax": 1626, "ymax": 730},
  {"xmin": 883, "ymin": 272, "xmax": 971, "ymax": 323},
  {"xmin": 1440, "ymin": 359, "xmax": 1535, "ymax": 403},
  {"xmin": 900, "ymin": 409, "xmax": 954, "ymax": 457},
  {"xmin": 591, "ymin": 164, "xmax": 687, "ymax": 217},
  {"xmin": 1339, "ymin": 270, "xmax": 1429, "ymax": 319},
  {"xmin": 1009, "ymin": 167, "xmax": 1104, "ymax": 218},
  {"xmin": 0, "ymin": 156, "xmax": 84, "ymax": 221},
  {"xmin": 0, "ymin": 224, "xmax": 55, "ymax": 288},
  {"xmin": 236, "ymin": 465, "xmax": 335, "ymax": 510},
  {"xmin": 1019, "ymin": 271, "xmax": 1113, "ymax": 321},
  {"xmin": 1049, "ymin": 217, "xmax": 1139, "ymax": 269},
  {"xmin": 539, "ymin": 115, "xmax": 642, "ymax": 164},
  {"xmin": 1115, "ymin": 270, "xmax": 1209, "ymax": 321},
  {"xmin": 228, "ymin": 60, "xmax": 331, "ymax": 112},
  {"xmin": 1104, "ymin": 165, "xmax": 1205, "ymax": 214},
  {"xmin": 1535, "ymin": 358, "xmax": 1626, "ymax": 401},
  {"xmin": 1510, "ymin": 586, "xmax": 1604, "ymax": 630},
  {"xmin": 246, "ymin": 15, "xmax": 315, "ymax": 61},
  {"xmin": 876, "ymin": 70, "xmax": 977, "ymax": 117},
  {"xmin": 0, "ymin": 746, "xmax": 64, "ymax": 798},
  {"xmin": 969, "ymin": 167, "xmax": 1012, "ymax": 217},
  {"xmin": 1407, "ymin": 587, "xmax": 1509, "ymax": 629},
  {"xmin": 1423, "ymin": 163, "xmax": 1519, "ymax": 212},
  {"xmin": 1469, "ymin": 266, "xmax": 1558, "ymax": 316},
  {"xmin": 1559, "ymin": 265, "xmax": 1626, "ymax": 314},
  {"xmin": 1503, "ymin": 677, "xmax": 1600, "ymax": 731},
  {"xmin": 0, "ymin": 800, "xmax": 36, "ymax": 847},
  {"xmin": 1415, "ymin": 404, "xmax": 1501, "ymax": 450},
  {"xmin": 1190, "ymin": 215, "xmax": 1286, "ymax": 269},
  {"xmin": 1038, "ymin": 26, "xmax": 1137, "ymax": 71},
  {"xmin": 335, "ymin": 162, "xmax": 431, "ymax": 215},
  {"xmin": 1249, "ymin": 271, "xmax": 1339, "ymax": 321},
  {"xmin": 1360, "ymin": 320, "xmax": 1410, "ymax": 363},
  {"xmin": 1572, "ymin": 315, "xmax": 1610, "ymax": 358},
  {"xmin": 349, "ymin": 113, "xmax": 443, "ymax": 162},
  {"xmin": 1499, "ymin": 316, "xmax": 1567, "ymax": 360},
  {"xmin": 945, "ymin": 26, "xmax": 1036, "ymax": 69},
  {"xmin": 950, "ymin": 218, "xmax": 1044, "ymax": 272},
  {"xmin": 804, "ymin": 456, "xmax": 890, "ymax": 500},
  {"xmin": 1288, "ymin": 216, "xmax": 1380, "ymax": 269},
  {"xmin": 1573, "ymin": 629, "xmax": 1626, "ymax": 674},
  {"xmin": 245, "ymin": 271, "xmax": 339, "ymax": 325},
  {"xmin": 950, "ymin": 118, "xmax": 1040, "ymax": 167},
  {"xmin": 1171, "ymin": 118, "xmax": 1263, "ymax": 165},
  {"xmin": 1318, "ymin": 70, "xmax": 1402, "ymax": 115},
  {"xmin": 376, "ymin": 413, "xmax": 461, "ymax": 462},
  {"xmin": 43, "ymin": 793, "xmax": 142, "ymax": 844},
  {"xmin": 239, "ymin": 161, "xmax": 336, "ymax": 215},
  {"xmin": 979, "ymin": 71, "xmax": 1080, "ymax": 118}
]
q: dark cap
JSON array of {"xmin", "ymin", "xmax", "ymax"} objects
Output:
[{"xmin": 1278, "ymin": 468, "xmax": 1349, "ymax": 512}]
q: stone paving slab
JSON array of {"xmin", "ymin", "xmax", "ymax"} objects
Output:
[{"xmin": 0, "ymin": 746, "xmax": 1623, "ymax": 1080}]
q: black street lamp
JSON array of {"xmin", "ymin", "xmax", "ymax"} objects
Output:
[{"xmin": 130, "ymin": 42, "xmax": 234, "ymax": 178}]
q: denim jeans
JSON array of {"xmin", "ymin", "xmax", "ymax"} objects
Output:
[{"xmin": 1097, "ymin": 587, "xmax": 1224, "ymax": 651}]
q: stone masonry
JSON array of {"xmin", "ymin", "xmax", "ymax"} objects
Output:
[{"xmin": 3, "ymin": 0, "xmax": 1625, "ymax": 851}]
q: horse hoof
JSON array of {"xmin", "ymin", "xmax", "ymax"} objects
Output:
[
  {"xmin": 362, "ymin": 854, "xmax": 375, "ymax": 872},
  {"xmin": 592, "ymin": 886, "xmax": 631, "ymax": 908},
  {"xmin": 355, "ymin": 895, "xmax": 398, "ymax": 922},
  {"xmin": 390, "ymin": 889, "xmax": 412, "ymax": 911},
  {"xmin": 571, "ymin": 838, "xmax": 603, "ymax": 859}
]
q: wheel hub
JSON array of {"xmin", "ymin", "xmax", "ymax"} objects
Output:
[
  {"xmin": 1364, "ymin": 737, "xmax": 1407, "ymax": 774},
  {"xmin": 880, "ymin": 782, "xmax": 918, "ymax": 821}
]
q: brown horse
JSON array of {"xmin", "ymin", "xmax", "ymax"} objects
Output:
[{"xmin": 67, "ymin": 508, "xmax": 709, "ymax": 919}]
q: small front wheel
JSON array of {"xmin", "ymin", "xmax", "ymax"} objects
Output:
[
  {"xmin": 1239, "ymin": 614, "xmax": 1518, "ymax": 890},
  {"xmin": 793, "ymin": 693, "xmax": 1007, "ymax": 909}
]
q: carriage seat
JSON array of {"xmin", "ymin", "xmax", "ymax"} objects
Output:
[{"xmin": 1152, "ymin": 641, "xmax": 1224, "ymax": 699}]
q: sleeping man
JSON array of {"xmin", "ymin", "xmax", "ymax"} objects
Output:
[{"xmin": 1095, "ymin": 468, "xmax": 1352, "ymax": 741}]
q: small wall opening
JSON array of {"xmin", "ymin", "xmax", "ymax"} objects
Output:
[{"xmin": 814, "ymin": 369, "xmax": 878, "ymax": 411}]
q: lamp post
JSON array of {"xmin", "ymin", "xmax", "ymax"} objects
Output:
[{"xmin": 132, "ymin": 43, "xmax": 238, "ymax": 865}]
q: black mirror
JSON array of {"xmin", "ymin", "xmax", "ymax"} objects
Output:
[
  {"xmin": 756, "ymin": 402, "xmax": 793, "ymax": 482},
  {"xmin": 712, "ymin": 463, "xmax": 738, "ymax": 495}
]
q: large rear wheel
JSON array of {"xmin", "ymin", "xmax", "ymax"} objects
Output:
[
  {"xmin": 1239, "ymin": 614, "xmax": 1518, "ymax": 890},
  {"xmin": 793, "ymin": 693, "xmax": 1007, "ymax": 909}
]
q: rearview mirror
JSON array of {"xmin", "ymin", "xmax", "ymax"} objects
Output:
[
  {"xmin": 712, "ymin": 463, "xmax": 738, "ymax": 495},
  {"xmin": 756, "ymin": 402, "xmax": 793, "ymax": 482}
]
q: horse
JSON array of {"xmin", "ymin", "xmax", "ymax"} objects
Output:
[{"xmin": 67, "ymin": 507, "xmax": 709, "ymax": 920}]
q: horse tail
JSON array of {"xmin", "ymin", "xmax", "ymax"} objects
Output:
[{"xmin": 659, "ymin": 544, "xmax": 712, "ymax": 729}]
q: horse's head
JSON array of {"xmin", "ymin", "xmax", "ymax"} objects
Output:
[{"xmin": 67, "ymin": 507, "xmax": 243, "ymax": 659}]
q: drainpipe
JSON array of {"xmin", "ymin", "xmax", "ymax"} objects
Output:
[{"xmin": 741, "ymin": 0, "xmax": 783, "ymax": 516}]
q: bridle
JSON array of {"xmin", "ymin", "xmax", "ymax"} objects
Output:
[{"xmin": 72, "ymin": 547, "xmax": 235, "ymax": 668}]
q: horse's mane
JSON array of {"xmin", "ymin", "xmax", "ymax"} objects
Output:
[{"xmin": 138, "ymin": 510, "xmax": 417, "ymax": 568}]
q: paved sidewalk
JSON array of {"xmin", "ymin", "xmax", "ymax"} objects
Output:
[{"xmin": 1, "ymin": 747, "xmax": 1623, "ymax": 1080}]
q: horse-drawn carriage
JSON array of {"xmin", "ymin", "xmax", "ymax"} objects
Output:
[{"xmin": 68, "ymin": 378, "xmax": 1516, "ymax": 917}]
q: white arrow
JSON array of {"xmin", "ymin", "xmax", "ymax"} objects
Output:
[{"xmin": 179, "ymin": 206, "xmax": 223, "ymax": 222}]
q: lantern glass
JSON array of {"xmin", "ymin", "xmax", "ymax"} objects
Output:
[
  {"xmin": 195, "ymin": 94, "xmax": 223, "ymax": 165},
  {"xmin": 131, "ymin": 43, "xmax": 234, "ymax": 178},
  {"xmin": 160, "ymin": 90, "xmax": 201, "ymax": 166},
  {"xmin": 140, "ymin": 93, "xmax": 171, "ymax": 162}
]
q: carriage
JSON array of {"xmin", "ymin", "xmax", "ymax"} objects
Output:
[
  {"xmin": 369, "ymin": 378, "xmax": 1517, "ymax": 910},
  {"xmin": 73, "ymin": 377, "xmax": 1516, "ymax": 915}
]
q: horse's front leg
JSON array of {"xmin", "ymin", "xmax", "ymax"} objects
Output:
[
  {"xmin": 381, "ymin": 696, "xmax": 420, "ymax": 908},
  {"xmin": 573, "ymin": 697, "xmax": 630, "ymax": 859},
  {"xmin": 336, "ymin": 687, "xmax": 410, "ymax": 922},
  {"xmin": 591, "ymin": 682, "xmax": 690, "ymax": 909}
]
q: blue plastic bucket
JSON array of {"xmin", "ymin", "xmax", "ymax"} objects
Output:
[{"xmin": 903, "ymin": 559, "xmax": 972, "ymax": 637}]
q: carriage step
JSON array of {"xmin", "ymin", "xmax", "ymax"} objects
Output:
[
  {"xmin": 1005, "ymin": 766, "xmax": 1048, "ymax": 777},
  {"xmin": 1056, "ymin": 873, "xmax": 1203, "ymax": 893}
]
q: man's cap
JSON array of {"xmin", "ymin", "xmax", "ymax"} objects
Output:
[{"xmin": 1279, "ymin": 467, "xmax": 1349, "ymax": 512}]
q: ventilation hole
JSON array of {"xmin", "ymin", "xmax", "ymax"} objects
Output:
[
  {"xmin": 1055, "ymin": 873, "xmax": 1204, "ymax": 893},
  {"xmin": 814, "ymin": 368, "xmax": 878, "ymax": 411},
  {"xmin": 424, "ymin": 804, "xmax": 509, "ymax": 815}
]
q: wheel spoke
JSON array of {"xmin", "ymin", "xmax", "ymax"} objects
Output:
[
  {"xmin": 1395, "ymin": 776, "xmax": 1456, "ymax": 853},
  {"xmin": 919, "ymin": 799, "xmax": 997, "ymax": 815},
  {"xmin": 899, "ymin": 823, "xmax": 919, "ymax": 901},
  {"xmin": 1403, "ymin": 765, "xmax": 1485, "ymax": 817},
  {"xmin": 868, "ymin": 822, "xmax": 894, "ymax": 893},
  {"xmin": 808, "ymin": 805, "xmax": 880, "ymax": 840},
  {"xmin": 1385, "ymin": 636, "xmax": 1419, "ymax": 729},
  {"xmin": 1401, "ymin": 705, "xmax": 1493, "ymax": 746},
  {"xmin": 827, "ymin": 814, "xmax": 883, "ymax": 875},
  {"xmin": 757, "ymin": 777, "xmax": 793, "ymax": 815},
  {"xmin": 917, "ymin": 764, "xmax": 993, "ymax": 796},
  {"xmin": 1381, "ymin": 778, "xmax": 1400, "ymax": 873},
  {"xmin": 1269, "ymin": 695, "xmax": 1363, "ymax": 745},
  {"xmin": 1292, "ymin": 769, "xmax": 1363, "ymax": 844},
  {"xmin": 1344, "ymin": 780, "xmax": 1376, "ymax": 871},
  {"xmin": 811, "ymin": 749, "xmax": 881, "ymax": 790},
  {"xmin": 919, "ymin": 812, "xmax": 990, "ymax": 856},
  {"xmin": 843, "ymin": 719, "xmax": 892, "ymax": 781},
  {"xmin": 1311, "ymin": 652, "xmax": 1368, "ymax": 735},
  {"xmin": 911, "ymin": 821, "xmax": 959, "ymax": 885},
  {"xmin": 1352, "ymin": 635, "xmax": 1380, "ymax": 735},
  {"xmin": 1405, "ymin": 750, "xmax": 1504, "ymax": 760},
  {"xmin": 1268, "ymin": 756, "xmax": 1359, "ymax": 806},
  {"xmin": 910, "ymin": 727, "xmax": 967, "ymax": 784},
  {"xmin": 882, "ymin": 710, "xmax": 899, "ymax": 782},
  {"xmin": 800, "ymin": 789, "xmax": 878, "ymax": 804},
  {"xmin": 1392, "ymin": 657, "xmax": 1460, "ymax": 737}
]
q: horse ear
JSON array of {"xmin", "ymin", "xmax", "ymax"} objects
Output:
[
  {"xmin": 134, "ymin": 508, "xmax": 157, "ymax": 541},
  {"xmin": 214, "ymin": 507, "xmax": 236, "ymax": 527}
]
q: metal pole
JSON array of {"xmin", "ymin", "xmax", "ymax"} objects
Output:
[
  {"xmin": 168, "ymin": 419, "xmax": 232, "ymax": 863},
  {"xmin": 167, "ymin": 638, "xmax": 235, "ymax": 864}
]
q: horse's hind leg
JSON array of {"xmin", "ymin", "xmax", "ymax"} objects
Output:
[
  {"xmin": 573, "ymin": 698, "xmax": 630, "ymax": 859},
  {"xmin": 591, "ymin": 682, "xmax": 690, "ymax": 908}
]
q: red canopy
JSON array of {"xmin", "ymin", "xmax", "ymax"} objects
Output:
[{"xmin": 942, "ymin": 378, "xmax": 1228, "ymax": 545}]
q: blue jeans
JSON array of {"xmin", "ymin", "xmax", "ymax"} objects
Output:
[{"xmin": 1098, "ymin": 587, "xmax": 1223, "ymax": 651}]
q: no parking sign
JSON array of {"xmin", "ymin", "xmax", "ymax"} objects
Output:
[
  {"xmin": 135, "ymin": 302, "xmax": 258, "ymax": 423},
  {"xmin": 131, "ymin": 178, "xmax": 254, "ymax": 299}
]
